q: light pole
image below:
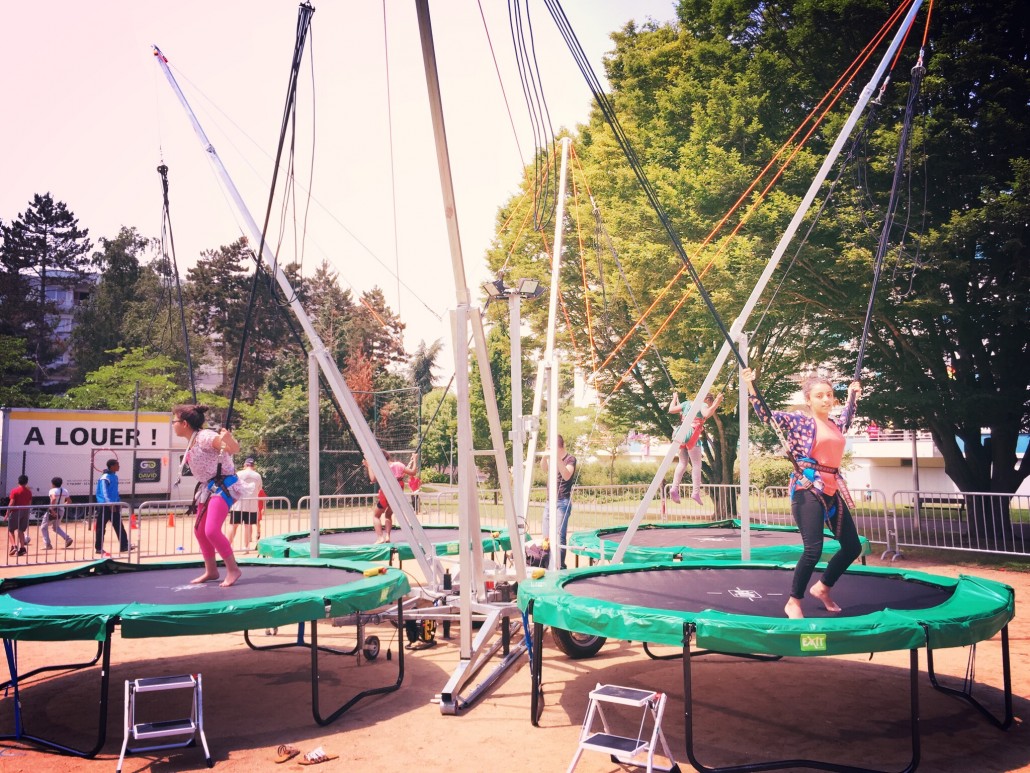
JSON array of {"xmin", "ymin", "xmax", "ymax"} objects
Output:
[{"xmin": 483, "ymin": 276, "xmax": 545, "ymax": 534}]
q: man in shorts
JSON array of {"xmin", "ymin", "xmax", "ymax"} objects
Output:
[
  {"xmin": 229, "ymin": 458, "xmax": 263, "ymax": 551},
  {"xmin": 7, "ymin": 475, "xmax": 33, "ymax": 557}
]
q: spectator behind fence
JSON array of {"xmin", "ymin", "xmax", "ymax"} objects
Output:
[
  {"xmin": 43, "ymin": 477, "xmax": 74, "ymax": 550},
  {"xmin": 540, "ymin": 434, "xmax": 577, "ymax": 570},
  {"xmin": 8, "ymin": 474, "xmax": 32, "ymax": 557},
  {"xmin": 95, "ymin": 459, "xmax": 130, "ymax": 557},
  {"xmin": 229, "ymin": 458, "xmax": 263, "ymax": 552}
]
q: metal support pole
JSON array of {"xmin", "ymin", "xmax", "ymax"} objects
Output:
[
  {"xmin": 543, "ymin": 138, "xmax": 571, "ymax": 571},
  {"xmin": 510, "ymin": 293, "xmax": 525, "ymax": 527},
  {"xmin": 738, "ymin": 334, "xmax": 750, "ymax": 561},
  {"xmin": 308, "ymin": 351, "xmax": 320, "ymax": 558}
]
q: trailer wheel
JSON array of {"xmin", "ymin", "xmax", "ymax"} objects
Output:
[
  {"xmin": 551, "ymin": 627, "xmax": 605, "ymax": 659},
  {"xmin": 363, "ymin": 635, "xmax": 381, "ymax": 661}
]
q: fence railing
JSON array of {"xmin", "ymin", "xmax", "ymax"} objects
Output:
[{"xmin": 5, "ymin": 484, "xmax": 1027, "ymax": 568}]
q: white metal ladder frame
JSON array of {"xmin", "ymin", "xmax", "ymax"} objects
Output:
[
  {"xmin": 117, "ymin": 673, "xmax": 212, "ymax": 772},
  {"xmin": 568, "ymin": 683, "xmax": 679, "ymax": 773}
]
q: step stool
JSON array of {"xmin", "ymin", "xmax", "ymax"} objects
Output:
[
  {"xmin": 117, "ymin": 673, "xmax": 212, "ymax": 772},
  {"xmin": 567, "ymin": 683, "xmax": 680, "ymax": 773}
]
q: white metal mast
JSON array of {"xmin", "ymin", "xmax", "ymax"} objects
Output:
[
  {"xmin": 151, "ymin": 42, "xmax": 442, "ymax": 583},
  {"xmin": 414, "ymin": 0, "xmax": 529, "ymax": 713}
]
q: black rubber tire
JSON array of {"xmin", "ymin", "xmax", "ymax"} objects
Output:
[
  {"xmin": 363, "ymin": 635, "xmax": 381, "ymax": 661},
  {"xmin": 551, "ymin": 627, "xmax": 606, "ymax": 659}
]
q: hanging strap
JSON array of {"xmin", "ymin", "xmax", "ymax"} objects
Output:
[{"xmin": 854, "ymin": 53, "xmax": 927, "ymax": 381}]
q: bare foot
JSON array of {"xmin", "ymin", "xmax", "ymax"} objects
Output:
[
  {"xmin": 809, "ymin": 581, "xmax": 842, "ymax": 613},
  {"xmin": 220, "ymin": 568, "xmax": 242, "ymax": 588},
  {"xmin": 190, "ymin": 572, "xmax": 220, "ymax": 584},
  {"xmin": 784, "ymin": 597, "xmax": 805, "ymax": 619}
]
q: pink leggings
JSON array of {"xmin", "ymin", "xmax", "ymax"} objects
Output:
[{"xmin": 196, "ymin": 496, "xmax": 235, "ymax": 562}]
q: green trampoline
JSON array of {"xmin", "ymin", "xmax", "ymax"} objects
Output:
[
  {"xmin": 520, "ymin": 561, "xmax": 1014, "ymax": 773},
  {"xmin": 0, "ymin": 557, "xmax": 411, "ymax": 758},
  {"xmin": 567, "ymin": 519, "xmax": 872, "ymax": 564},
  {"xmin": 257, "ymin": 524, "xmax": 509, "ymax": 563}
]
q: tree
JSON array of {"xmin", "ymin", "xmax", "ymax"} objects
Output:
[
  {"xmin": 50, "ymin": 347, "xmax": 215, "ymax": 411},
  {"xmin": 0, "ymin": 193, "xmax": 92, "ymax": 388},
  {"xmin": 346, "ymin": 286, "xmax": 407, "ymax": 365},
  {"xmin": 0, "ymin": 336, "xmax": 37, "ymax": 407},
  {"xmin": 469, "ymin": 318, "xmax": 513, "ymax": 485},
  {"xmin": 185, "ymin": 238, "xmax": 295, "ymax": 401},
  {"xmin": 410, "ymin": 338, "xmax": 443, "ymax": 396},
  {"xmin": 70, "ymin": 227, "xmax": 149, "ymax": 377},
  {"xmin": 420, "ymin": 388, "xmax": 458, "ymax": 473},
  {"xmin": 304, "ymin": 260, "xmax": 355, "ymax": 366}
]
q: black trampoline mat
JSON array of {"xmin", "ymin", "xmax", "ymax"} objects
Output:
[
  {"xmin": 564, "ymin": 566, "xmax": 954, "ymax": 618},
  {"xmin": 598, "ymin": 526, "xmax": 802, "ymax": 548},
  {"xmin": 5, "ymin": 564, "xmax": 366, "ymax": 608}
]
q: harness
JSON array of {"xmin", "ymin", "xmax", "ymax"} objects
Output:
[
  {"xmin": 792, "ymin": 457, "xmax": 841, "ymax": 536},
  {"xmin": 206, "ymin": 472, "xmax": 239, "ymax": 508}
]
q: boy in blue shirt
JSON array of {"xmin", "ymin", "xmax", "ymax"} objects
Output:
[{"xmin": 94, "ymin": 459, "xmax": 129, "ymax": 556}]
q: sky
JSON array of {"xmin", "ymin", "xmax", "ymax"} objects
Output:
[{"xmin": 0, "ymin": 0, "xmax": 678, "ymax": 375}]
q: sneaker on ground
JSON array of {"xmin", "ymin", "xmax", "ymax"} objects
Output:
[{"xmin": 65, "ymin": 538, "xmax": 74, "ymax": 548}]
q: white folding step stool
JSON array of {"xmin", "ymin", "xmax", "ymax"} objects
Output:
[
  {"xmin": 568, "ymin": 683, "xmax": 680, "ymax": 773},
  {"xmin": 117, "ymin": 673, "xmax": 212, "ymax": 772}
]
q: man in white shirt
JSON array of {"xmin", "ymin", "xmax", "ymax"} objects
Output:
[
  {"xmin": 44, "ymin": 477, "xmax": 75, "ymax": 550},
  {"xmin": 229, "ymin": 458, "xmax": 263, "ymax": 551}
]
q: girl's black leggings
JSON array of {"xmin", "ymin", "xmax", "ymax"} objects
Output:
[{"xmin": 790, "ymin": 488, "xmax": 863, "ymax": 599}]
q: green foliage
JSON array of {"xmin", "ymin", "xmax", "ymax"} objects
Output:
[
  {"xmin": 419, "ymin": 388, "xmax": 457, "ymax": 472},
  {"xmin": 0, "ymin": 336, "xmax": 38, "ymax": 407},
  {"xmin": 469, "ymin": 319, "xmax": 513, "ymax": 485},
  {"xmin": 410, "ymin": 338, "xmax": 443, "ymax": 396},
  {"xmin": 418, "ymin": 468, "xmax": 450, "ymax": 484},
  {"xmin": 48, "ymin": 347, "xmax": 221, "ymax": 411},
  {"xmin": 547, "ymin": 459, "xmax": 659, "ymax": 490},
  {"xmin": 745, "ymin": 455, "xmax": 795, "ymax": 490},
  {"xmin": 234, "ymin": 385, "xmax": 310, "ymax": 502}
]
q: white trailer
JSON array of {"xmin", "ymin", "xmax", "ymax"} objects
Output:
[{"xmin": 0, "ymin": 407, "xmax": 195, "ymax": 502}]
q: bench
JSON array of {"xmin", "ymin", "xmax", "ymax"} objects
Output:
[{"xmin": 913, "ymin": 494, "xmax": 966, "ymax": 516}]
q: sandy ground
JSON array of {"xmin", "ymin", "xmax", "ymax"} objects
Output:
[{"xmin": 0, "ymin": 554, "xmax": 1027, "ymax": 773}]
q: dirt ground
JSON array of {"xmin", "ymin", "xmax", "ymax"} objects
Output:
[{"xmin": 0, "ymin": 554, "xmax": 1027, "ymax": 773}]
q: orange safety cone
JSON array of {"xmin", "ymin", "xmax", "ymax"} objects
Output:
[
  {"xmin": 167, "ymin": 510, "xmax": 176, "ymax": 527},
  {"xmin": 130, "ymin": 513, "xmax": 138, "ymax": 530}
]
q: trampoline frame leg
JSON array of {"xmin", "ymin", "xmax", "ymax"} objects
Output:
[
  {"xmin": 311, "ymin": 597, "xmax": 405, "ymax": 726},
  {"xmin": 530, "ymin": 602, "xmax": 545, "ymax": 727},
  {"xmin": 0, "ymin": 622, "xmax": 114, "ymax": 759},
  {"xmin": 681, "ymin": 621, "xmax": 921, "ymax": 773},
  {"xmin": 925, "ymin": 623, "xmax": 1012, "ymax": 729}
]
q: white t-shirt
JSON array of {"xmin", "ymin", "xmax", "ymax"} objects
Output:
[
  {"xmin": 232, "ymin": 467, "xmax": 263, "ymax": 512},
  {"xmin": 49, "ymin": 486, "xmax": 71, "ymax": 505}
]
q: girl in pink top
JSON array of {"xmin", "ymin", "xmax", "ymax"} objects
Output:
[
  {"xmin": 742, "ymin": 369, "xmax": 863, "ymax": 619},
  {"xmin": 173, "ymin": 404, "xmax": 244, "ymax": 587},
  {"xmin": 363, "ymin": 451, "xmax": 418, "ymax": 544}
]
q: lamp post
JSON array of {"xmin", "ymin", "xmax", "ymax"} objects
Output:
[{"xmin": 482, "ymin": 276, "xmax": 544, "ymax": 533}]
